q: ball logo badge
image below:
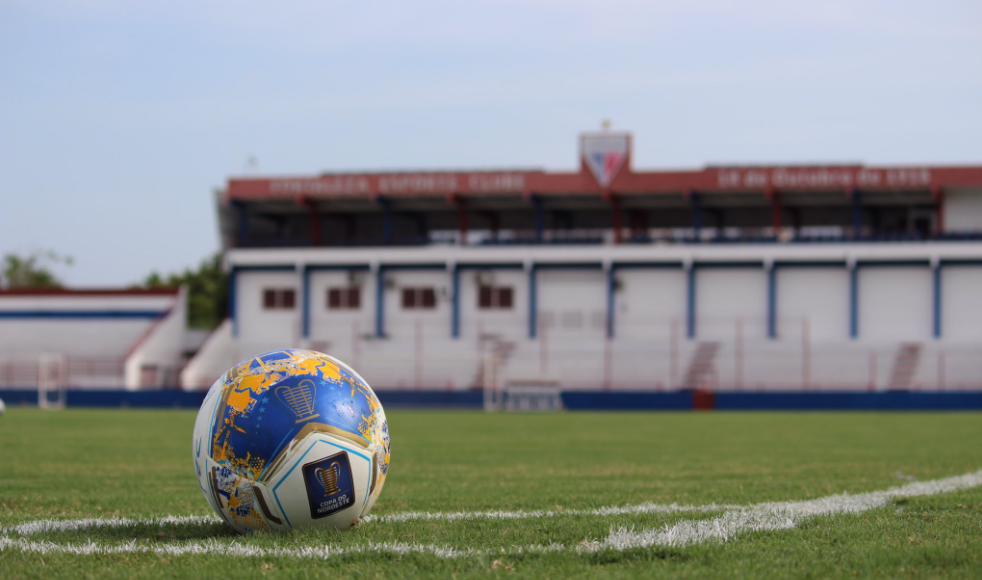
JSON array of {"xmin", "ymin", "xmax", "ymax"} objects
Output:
[
  {"xmin": 315, "ymin": 462, "xmax": 342, "ymax": 496},
  {"xmin": 275, "ymin": 379, "xmax": 321, "ymax": 423}
]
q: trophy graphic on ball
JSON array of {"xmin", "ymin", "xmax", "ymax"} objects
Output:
[
  {"xmin": 275, "ymin": 379, "xmax": 321, "ymax": 423},
  {"xmin": 315, "ymin": 462, "xmax": 342, "ymax": 496}
]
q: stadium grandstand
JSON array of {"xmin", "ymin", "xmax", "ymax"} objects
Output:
[
  {"xmin": 180, "ymin": 130, "xmax": 982, "ymax": 398},
  {"xmin": 0, "ymin": 287, "xmax": 192, "ymax": 393}
]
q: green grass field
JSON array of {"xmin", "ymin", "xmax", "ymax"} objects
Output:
[{"xmin": 1, "ymin": 407, "xmax": 981, "ymax": 579}]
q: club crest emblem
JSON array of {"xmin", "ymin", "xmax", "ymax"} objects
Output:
[
  {"xmin": 581, "ymin": 132, "xmax": 630, "ymax": 188},
  {"xmin": 275, "ymin": 379, "xmax": 320, "ymax": 423},
  {"xmin": 302, "ymin": 451, "xmax": 356, "ymax": 519}
]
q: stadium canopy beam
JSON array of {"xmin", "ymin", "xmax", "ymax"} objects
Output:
[
  {"xmin": 531, "ymin": 196, "xmax": 544, "ymax": 242},
  {"xmin": 479, "ymin": 210, "xmax": 500, "ymax": 241},
  {"xmin": 688, "ymin": 190, "xmax": 702, "ymax": 238},
  {"xmin": 851, "ymin": 189, "xmax": 863, "ymax": 236},
  {"xmin": 232, "ymin": 201, "xmax": 249, "ymax": 247},
  {"xmin": 609, "ymin": 196, "xmax": 622, "ymax": 244},
  {"xmin": 932, "ymin": 186, "xmax": 945, "ymax": 233},
  {"xmin": 767, "ymin": 188, "xmax": 782, "ymax": 231},
  {"xmin": 378, "ymin": 198, "xmax": 393, "ymax": 245},
  {"xmin": 455, "ymin": 197, "xmax": 468, "ymax": 246}
]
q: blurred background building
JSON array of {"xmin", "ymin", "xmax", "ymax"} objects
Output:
[{"xmin": 178, "ymin": 129, "xmax": 982, "ymax": 393}]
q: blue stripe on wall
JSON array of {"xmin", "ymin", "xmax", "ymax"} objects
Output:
[
  {"xmin": 766, "ymin": 265, "xmax": 777, "ymax": 339},
  {"xmin": 529, "ymin": 264, "xmax": 538, "ymax": 339},
  {"xmin": 451, "ymin": 265, "xmax": 460, "ymax": 339},
  {"xmin": 849, "ymin": 264, "xmax": 859, "ymax": 339},
  {"xmin": 375, "ymin": 267, "xmax": 385, "ymax": 338},
  {"xmin": 933, "ymin": 264, "xmax": 942, "ymax": 338},
  {"xmin": 0, "ymin": 310, "xmax": 166, "ymax": 319},
  {"xmin": 686, "ymin": 266, "xmax": 696, "ymax": 339}
]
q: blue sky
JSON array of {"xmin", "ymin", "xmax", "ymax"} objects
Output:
[{"xmin": 1, "ymin": 0, "xmax": 979, "ymax": 285}]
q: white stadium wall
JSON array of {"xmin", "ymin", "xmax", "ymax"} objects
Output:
[
  {"xmin": 943, "ymin": 188, "xmax": 982, "ymax": 231},
  {"xmin": 0, "ymin": 289, "xmax": 187, "ymax": 389},
  {"xmin": 775, "ymin": 267, "xmax": 850, "ymax": 342},
  {"xmin": 857, "ymin": 266, "xmax": 933, "ymax": 341},
  {"xmin": 614, "ymin": 268, "xmax": 686, "ymax": 339},
  {"xmin": 180, "ymin": 244, "xmax": 982, "ymax": 392},
  {"xmin": 236, "ymin": 270, "xmax": 301, "ymax": 349},
  {"xmin": 941, "ymin": 266, "xmax": 982, "ymax": 341},
  {"xmin": 458, "ymin": 268, "xmax": 527, "ymax": 341},
  {"xmin": 537, "ymin": 268, "xmax": 606, "ymax": 338},
  {"xmin": 308, "ymin": 269, "xmax": 376, "ymax": 354},
  {"xmin": 695, "ymin": 267, "xmax": 768, "ymax": 339}
]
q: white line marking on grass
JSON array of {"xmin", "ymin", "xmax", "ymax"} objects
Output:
[
  {"xmin": 360, "ymin": 501, "xmax": 739, "ymax": 524},
  {"xmin": 2, "ymin": 469, "xmax": 980, "ymax": 560},
  {"xmin": 4, "ymin": 515, "xmax": 219, "ymax": 537},
  {"xmin": 592, "ymin": 468, "xmax": 982, "ymax": 550}
]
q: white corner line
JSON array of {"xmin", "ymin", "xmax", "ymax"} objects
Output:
[{"xmin": 1, "ymin": 469, "xmax": 980, "ymax": 559}]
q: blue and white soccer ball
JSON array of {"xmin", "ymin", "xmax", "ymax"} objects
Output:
[{"xmin": 192, "ymin": 349, "xmax": 390, "ymax": 534}]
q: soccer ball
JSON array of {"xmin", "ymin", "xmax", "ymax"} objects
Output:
[
  {"xmin": 192, "ymin": 349, "xmax": 390, "ymax": 534},
  {"xmin": 0, "ymin": 397, "xmax": 5, "ymax": 417}
]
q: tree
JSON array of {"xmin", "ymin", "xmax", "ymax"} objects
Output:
[
  {"xmin": 141, "ymin": 253, "xmax": 228, "ymax": 329},
  {"xmin": 0, "ymin": 251, "xmax": 72, "ymax": 289}
]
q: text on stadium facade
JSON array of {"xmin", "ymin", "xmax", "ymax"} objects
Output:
[
  {"xmin": 265, "ymin": 172, "xmax": 528, "ymax": 197},
  {"xmin": 716, "ymin": 167, "xmax": 933, "ymax": 190}
]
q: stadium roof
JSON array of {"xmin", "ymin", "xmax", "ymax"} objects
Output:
[{"xmin": 225, "ymin": 163, "xmax": 982, "ymax": 203}]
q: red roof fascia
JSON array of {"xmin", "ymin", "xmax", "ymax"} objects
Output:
[
  {"xmin": 225, "ymin": 164, "xmax": 982, "ymax": 202},
  {"xmin": 0, "ymin": 288, "xmax": 180, "ymax": 297}
]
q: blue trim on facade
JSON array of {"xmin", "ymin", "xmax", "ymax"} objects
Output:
[
  {"xmin": 773, "ymin": 260, "xmax": 848, "ymax": 268},
  {"xmin": 933, "ymin": 263, "xmax": 942, "ymax": 339},
  {"xmin": 301, "ymin": 266, "xmax": 311, "ymax": 339},
  {"xmin": 686, "ymin": 266, "xmax": 696, "ymax": 339},
  {"xmin": 455, "ymin": 263, "xmax": 525, "ymax": 270},
  {"xmin": 767, "ymin": 265, "xmax": 777, "ymax": 339},
  {"xmin": 451, "ymin": 264, "xmax": 461, "ymax": 339},
  {"xmin": 0, "ymin": 310, "xmax": 166, "ymax": 319},
  {"xmin": 306, "ymin": 264, "xmax": 371, "ymax": 271},
  {"xmin": 4, "ymin": 388, "xmax": 982, "ymax": 411},
  {"xmin": 379, "ymin": 263, "xmax": 448, "ymax": 271},
  {"xmin": 692, "ymin": 261, "xmax": 764, "ymax": 269},
  {"xmin": 610, "ymin": 262, "xmax": 684, "ymax": 270},
  {"xmin": 849, "ymin": 264, "xmax": 858, "ymax": 339},
  {"xmin": 533, "ymin": 262, "xmax": 603, "ymax": 270},
  {"xmin": 606, "ymin": 266, "xmax": 616, "ymax": 339},
  {"xmin": 375, "ymin": 267, "xmax": 385, "ymax": 338},
  {"xmin": 233, "ymin": 265, "xmax": 297, "ymax": 272},
  {"xmin": 528, "ymin": 264, "xmax": 538, "ymax": 339},
  {"xmin": 856, "ymin": 260, "xmax": 931, "ymax": 268}
]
